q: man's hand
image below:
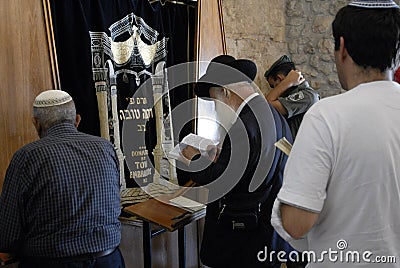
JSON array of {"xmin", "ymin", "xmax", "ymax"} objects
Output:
[
  {"xmin": 284, "ymin": 70, "xmax": 305, "ymax": 88},
  {"xmin": 180, "ymin": 144, "xmax": 219, "ymax": 164},
  {"xmin": 181, "ymin": 145, "xmax": 201, "ymax": 161}
]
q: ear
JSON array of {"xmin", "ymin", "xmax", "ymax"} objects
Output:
[
  {"xmin": 277, "ymin": 73, "xmax": 286, "ymax": 81},
  {"xmin": 338, "ymin": 36, "xmax": 349, "ymax": 63},
  {"xmin": 75, "ymin": 114, "xmax": 81, "ymax": 128},
  {"xmin": 32, "ymin": 117, "xmax": 41, "ymax": 136},
  {"xmin": 223, "ymin": 87, "xmax": 230, "ymax": 98}
]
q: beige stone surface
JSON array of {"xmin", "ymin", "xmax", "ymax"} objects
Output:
[
  {"xmin": 222, "ymin": 0, "xmax": 287, "ymax": 94},
  {"xmin": 221, "ymin": 0, "xmax": 349, "ymax": 97}
]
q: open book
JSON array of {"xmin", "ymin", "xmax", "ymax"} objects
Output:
[
  {"xmin": 169, "ymin": 196, "xmax": 206, "ymax": 212},
  {"xmin": 123, "ymin": 196, "xmax": 206, "ymax": 231},
  {"xmin": 168, "ymin": 133, "xmax": 218, "ymax": 163},
  {"xmin": 274, "ymin": 137, "xmax": 292, "ymax": 156}
]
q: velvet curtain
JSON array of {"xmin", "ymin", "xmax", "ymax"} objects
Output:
[{"xmin": 50, "ymin": 0, "xmax": 195, "ymax": 188}]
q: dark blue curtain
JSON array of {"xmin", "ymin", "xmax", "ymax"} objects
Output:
[{"xmin": 50, "ymin": 0, "xmax": 195, "ymax": 187}]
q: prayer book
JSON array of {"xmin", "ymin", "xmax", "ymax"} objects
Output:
[
  {"xmin": 274, "ymin": 137, "xmax": 292, "ymax": 156},
  {"xmin": 168, "ymin": 133, "xmax": 218, "ymax": 163},
  {"xmin": 169, "ymin": 196, "xmax": 206, "ymax": 212}
]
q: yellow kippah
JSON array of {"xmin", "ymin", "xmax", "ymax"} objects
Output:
[
  {"xmin": 349, "ymin": 0, "xmax": 399, "ymax": 8},
  {"xmin": 33, "ymin": 90, "xmax": 72, "ymax": 108}
]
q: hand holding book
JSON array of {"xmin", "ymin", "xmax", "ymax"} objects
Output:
[
  {"xmin": 169, "ymin": 133, "xmax": 219, "ymax": 164},
  {"xmin": 181, "ymin": 144, "xmax": 219, "ymax": 162}
]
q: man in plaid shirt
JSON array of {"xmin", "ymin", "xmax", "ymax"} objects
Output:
[{"xmin": 0, "ymin": 90, "xmax": 124, "ymax": 268}]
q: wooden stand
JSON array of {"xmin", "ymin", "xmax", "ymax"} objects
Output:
[{"xmin": 124, "ymin": 196, "xmax": 206, "ymax": 268}]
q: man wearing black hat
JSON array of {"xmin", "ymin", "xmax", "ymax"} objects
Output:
[
  {"xmin": 272, "ymin": 1, "xmax": 400, "ymax": 267},
  {"xmin": 178, "ymin": 55, "xmax": 293, "ymax": 267},
  {"xmin": 264, "ymin": 55, "xmax": 319, "ymax": 139}
]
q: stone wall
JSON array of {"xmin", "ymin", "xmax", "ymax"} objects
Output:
[
  {"xmin": 222, "ymin": 0, "xmax": 287, "ymax": 94},
  {"xmin": 222, "ymin": 0, "xmax": 348, "ymax": 97}
]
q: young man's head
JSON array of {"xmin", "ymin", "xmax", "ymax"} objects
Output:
[
  {"xmin": 264, "ymin": 55, "xmax": 296, "ymax": 89},
  {"xmin": 32, "ymin": 90, "xmax": 80, "ymax": 138},
  {"xmin": 332, "ymin": 1, "xmax": 400, "ymax": 89}
]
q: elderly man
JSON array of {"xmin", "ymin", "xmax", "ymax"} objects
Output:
[
  {"xmin": 272, "ymin": 1, "xmax": 400, "ymax": 267},
  {"xmin": 264, "ymin": 55, "xmax": 319, "ymax": 138},
  {"xmin": 178, "ymin": 55, "xmax": 293, "ymax": 268},
  {"xmin": 0, "ymin": 90, "xmax": 124, "ymax": 268}
]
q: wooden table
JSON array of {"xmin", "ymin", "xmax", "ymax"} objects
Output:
[{"xmin": 124, "ymin": 196, "xmax": 206, "ymax": 268}]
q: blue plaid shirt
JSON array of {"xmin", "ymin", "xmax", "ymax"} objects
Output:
[{"xmin": 0, "ymin": 123, "xmax": 121, "ymax": 258}]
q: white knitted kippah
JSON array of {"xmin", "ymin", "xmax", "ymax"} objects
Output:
[
  {"xmin": 33, "ymin": 90, "xmax": 72, "ymax": 108},
  {"xmin": 349, "ymin": 0, "xmax": 399, "ymax": 8}
]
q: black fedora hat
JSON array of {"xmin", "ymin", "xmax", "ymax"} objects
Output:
[{"xmin": 194, "ymin": 55, "xmax": 257, "ymax": 98}]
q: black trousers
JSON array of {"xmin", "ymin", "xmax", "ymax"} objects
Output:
[{"xmin": 18, "ymin": 248, "xmax": 125, "ymax": 268}]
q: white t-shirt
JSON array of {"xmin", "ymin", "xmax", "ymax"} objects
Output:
[{"xmin": 277, "ymin": 81, "xmax": 400, "ymax": 267}]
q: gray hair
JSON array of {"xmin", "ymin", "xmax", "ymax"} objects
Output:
[{"xmin": 33, "ymin": 100, "xmax": 76, "ymax": 132}]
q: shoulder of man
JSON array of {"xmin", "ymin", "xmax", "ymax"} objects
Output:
[
  {"xmin": 80, "ymin": 133, "xmax": 118, "ymax": 156},
  {"xmin": 6, "ymin": 139, "xmax": 47, "ymax": 171},
  {"xmin": 16, "ymin": 138, "xmax": 48, "ymax": 154},
  {"xmin": 284, "ymin": 81, "xmax": 319, "ymax": 102},
  {"xmin": 298, "ymin": 80, "xmax": 318, "ymax": 94},
  {"xmin": 239, "ymin": 95, "xmax": 274, "ymax": 121}
]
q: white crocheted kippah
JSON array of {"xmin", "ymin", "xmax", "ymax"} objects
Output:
[
  {"xmin": 33, "ymin": 90, "xmax": 72, "ymax": 108},
  {"xmin": 349, "ymin": 0, "xmax": 399, "ymax": 8}
]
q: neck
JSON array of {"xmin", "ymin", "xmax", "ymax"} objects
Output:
[
  {"xmin": 231, "ymin": 91, "xmax": 255, "ymax": 111},
  {"xmin": 345, "ymin": 67, "xmax": 393, "ymax": 90}
]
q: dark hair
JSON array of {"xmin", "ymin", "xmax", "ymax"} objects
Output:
[
  {"xmin": 332, "ymin": 6, "xmax": 400, "ymax": 72},
  {"xmin": 268, "ymin": 62, "xmax": 296, "ymax": 80}
]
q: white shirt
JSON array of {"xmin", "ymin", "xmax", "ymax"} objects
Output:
[{"xmin": 273, "ymin": 81, "xmax": 400, "ymax": 267}]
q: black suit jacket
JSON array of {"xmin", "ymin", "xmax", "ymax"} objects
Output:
[{"xmin": 186, "ymin": 95, "xmax": 282, "ymax": 268}]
